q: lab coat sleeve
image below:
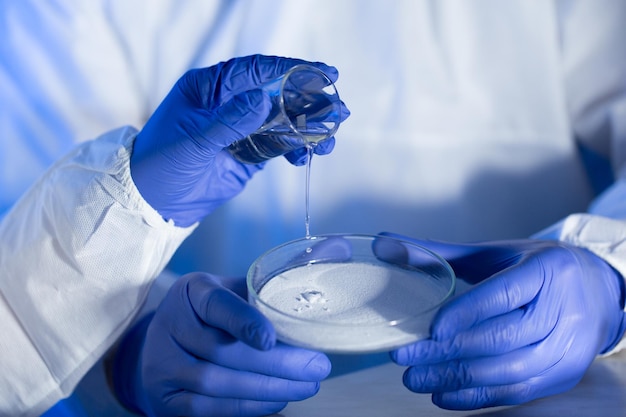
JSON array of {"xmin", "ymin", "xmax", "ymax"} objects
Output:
[
  {"xmin": 0, "ymin": 126, "xmax": 195, "ymax": 417},
  {"xmin": 530, "ymin": 150, "xmax": 626, "ymax": 354},
  {"xmin": 548, "ymin": 175, "xmax": 626, "ymax": 355},
  {"xmin": 533, "ymin": 0, "xmax": 626, "ymax": 355},
  {"xmin": 536, "ymin": 208, "xmax": 626, "ymax": 347},
  {"xmin": 535, "ymin": 211, "xmax": 626, "ymax": 355}
]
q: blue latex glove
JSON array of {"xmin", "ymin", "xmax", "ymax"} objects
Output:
[
  {"xmin": 131, "ymin": 55, "xmax": 344, "ymax": 227},
  {"xmin": 111, "ymin": 272, "xmax": 331, "ymax": 417},
  {"xmin": 380, "ymin": 233, "xmax": 626, "ymax": 410}
]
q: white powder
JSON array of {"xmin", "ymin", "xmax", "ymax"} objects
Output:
[{"xmin": 256, "ymin": 262, "xmax": 451, "ymax": 353}]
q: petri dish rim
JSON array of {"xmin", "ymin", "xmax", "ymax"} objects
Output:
[{"xmin": 246, "ymin": 233, "xmax": 456, "ymax": 330}]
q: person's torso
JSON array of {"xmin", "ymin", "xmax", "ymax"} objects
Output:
[{"xmin": 1, "ymin": 0, "xmax": 608, "ymax": 275}]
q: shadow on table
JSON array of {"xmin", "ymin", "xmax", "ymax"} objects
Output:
[{"xmin": 327, "ymin": 352, "xmax": 391, "ymax": 378}]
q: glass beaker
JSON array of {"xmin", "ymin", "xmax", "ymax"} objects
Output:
[{"xmin": 227, "ymin": 64, "xmax": 344, "ymax": 164}]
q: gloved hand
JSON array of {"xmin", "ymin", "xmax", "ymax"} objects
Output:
[
  {"xmin": 379, "ymin": 233, "xmax": 626, "ymax": 410},
  {"xmin": 131, "ymin": 55, "xmax": 345, "ymax": 227},
  {"xmin": 110, "ymin": 272, "xmax": 331, "ymax": 417}
]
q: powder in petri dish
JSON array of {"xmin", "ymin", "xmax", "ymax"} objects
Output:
[{"xmin": 257, "ymin": 261, "xmax": 450, "ymax": 352}]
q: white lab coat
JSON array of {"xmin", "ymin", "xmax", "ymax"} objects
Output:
[{"xmin": 2, "ymin": 0, "xmax": 626, "ymax": 415}]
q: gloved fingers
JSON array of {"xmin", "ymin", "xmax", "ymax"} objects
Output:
[
  {"xmin": 214, "ymin": 275, "xmax": 249, "ymax": 299},
  {"xmin": 430, "ymin": 367, "xmax": 581, "ymax": 410},
  {"xmin": 181, "ymin": 274, "xmax": 331, "ymax": 382},
  {"xmin": 392, "ymin": 307, "xmax": 554, "ymax": 365},
  {"xmin": 296, "ymin": 99, "xmax": 349, "ymax": 125},
  {"xmin": 428, "ymin": 257, "xmax": 544, "ymax": 341},
  {"xmin": 401, "ymin": 345, "xmax": 555, "ymax": 395},
  {"xmin": 212, "ymin": 341, "xmax": 331, "ymax": 382},
  {"xmin": 178, "ymin": 323, "xmax": 331, "ymax": 382},
  {"xmin": 185, "ymin": 273, "xmax": 276, "ymax": 351},
  {"xmin": 164, "ymin": 392, "xmax": 287, "ymax": 417},
  {"xmin": 375, "ymin": 232, "xmax": 517, "ymax": 284},
  {"xmin": 206, "ymin": 150, "xmax": 266, "ymax": 195},
  {"xmin": 429, "ymin": 339, "xmax": 590, "ymax": 410},
  {"xmin": 175, "ymin": 359, "xmax": 322, "ymax": 402},
  {"xmin": 282, "ymin": 136, "xmax": 336, "ymax": 165},
  {"xmin": 373, "ymin": 233, "xmax": 489, "ymax": 283},
  {"xmin": 199, "ymin": 89, "xmax": 271, "ymax": 151},
  {"xmin": 376, "ymin": 232, "xmax": 478, "ymax": 264},
  {"xmin": 158, "ymin": 149, "xmax": 265, "ymax": 225},
  {"xmin": 197, "ymin": 54, "xmax": 339, "ymax": 105},
  {"xmin": 246, "ymin": 54, "xmax": 339, "ymax": 89},
  {"xmin": 290, "ymin": 96, "xmax": 349, "ymax": 124},
  {"xmin": 283, "ymin": 146, "xmax": 314, "ymax": 166},
  {"xmin": 314, "ymin": 137, "xmax": 336, "ymax": 155},
  {"xmin": 372, "ymin": 233, "xmax": 457, "ymax": 274},
  {"xmin": 337, "ymin": 100, "xmax": 351, "ymax": 122}
]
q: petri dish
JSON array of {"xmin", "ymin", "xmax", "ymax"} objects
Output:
[{"xmin": 247, "ymin": 234, "xmax": 456, "ymax": 353}]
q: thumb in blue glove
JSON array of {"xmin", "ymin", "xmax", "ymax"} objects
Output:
[
  {"xmin": 131, "ymin": 55, "xmax": 345, "ymax": 227},
  {"xmin": 110, "ymin": 272, "xmax": 330, "ymax": 417},
  {"xmin": 379, "ymin": 233, "xmax": 626, "ymax": 410}
]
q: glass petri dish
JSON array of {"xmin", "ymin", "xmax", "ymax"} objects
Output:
[{"xmin": 247, "ymin": 234, "xmax": 455, "ymax": 353}]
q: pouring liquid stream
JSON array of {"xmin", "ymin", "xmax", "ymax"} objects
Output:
[{"xmin": 304, "ymin": 144, "xmax": 315, "ymax": 254}]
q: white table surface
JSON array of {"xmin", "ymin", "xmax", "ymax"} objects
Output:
[{"xmin": 275, "ymin": 349, "xmax": 626, "ymax": 417}]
